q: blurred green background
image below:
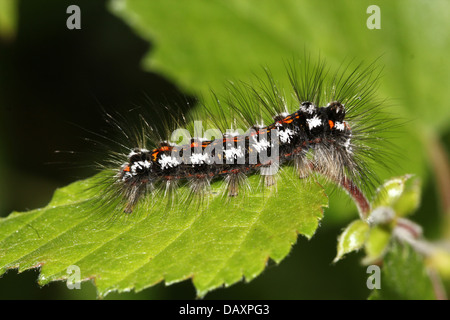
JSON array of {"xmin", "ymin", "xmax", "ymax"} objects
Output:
[{"xmin": 0, "ymin": 0, "xmax": 449, "ymax": 299}]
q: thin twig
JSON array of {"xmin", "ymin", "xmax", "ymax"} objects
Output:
[
  {"xmin": 309, "ymin": 164, "xmax": 371, "ymax": 220},
  {"xmin": 338, "ymin": 176, "xmax": 371, "ymax": 220},
  {"xmin": 428, "ymin": 268, "xmax": 448, "ymax": 300},
  {"xmin": 425, "ymin": 131, "xmax": 450, "ymax": 236}
]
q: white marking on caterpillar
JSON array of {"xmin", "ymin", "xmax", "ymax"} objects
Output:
[
  {"xmin": 142, "ymin": 160, "xmax": 151, "ymax": 168},
  {"xmin": 130, "ymin": 160, "xmax": 151, "ymax": 174},
  {"xmin": 190, "ymin": 153, "xmax": 209, "ymax": 165},
  {"xmin": 130, "ymin": 163, "xmax": 141, "ymax": 173},
  {"xmin": 122, "ymin": 172, "xmax": 133, "ymax": 181},
  {"xmin": 224, "ymin": 146, "xmax": 244, "ymax": 160},
  {"xmin": 278, "ymin": 128, "xmax": 294, "ymax": 143},
  {"xmin": 159, "ymin": 154, "xmax": 180, "ymax": 170},
  {"xmin": 343, "ymin": 138, "xmax": 352, "ymax": 153},
  {"xmin": 300, "ymin": 103, "xmax": 316, "ymax": 114},
  {"xmin": 335, "ymin": 121, "xmax": 345, "ymax": 131},
  {"xmin": 252, "ymin": 137, "xmax": 271, "ymax": 152},
  {"xmin": 128, "ymin": 150, "xmax": 138, "ymax": 158},
  {"xmin": 307, "ymin": 115, "xmax": 322, "ymax": 130}
]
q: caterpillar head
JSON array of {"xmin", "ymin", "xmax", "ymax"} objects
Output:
[
  {"xmin": 325, "ymin": 102, "xmax": 351, "ymax": 146},
  {"xmin": 326, "ymin": 101, "xmax": 346, "ymax": 128},
  {"xmin": 116, "ymin": 148, "xmax": 154, "ymax": 213},
  {"xmin": 120, "ymin": 148, "xmax": 153, "ymax": 182}
]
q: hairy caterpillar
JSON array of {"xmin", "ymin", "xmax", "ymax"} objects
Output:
[{"xmin": 93, "ymin": 57, "xmax": 391, "ymax": 215}]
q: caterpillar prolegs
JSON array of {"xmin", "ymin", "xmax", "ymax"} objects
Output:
[{"xmin": 98, "ymin": 58, "xmax": 390, "ymax": 215}]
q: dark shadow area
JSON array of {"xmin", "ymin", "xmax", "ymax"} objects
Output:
[{"xmin": 0, "ymin": 0, "xmax": 194, "ymax": 215}]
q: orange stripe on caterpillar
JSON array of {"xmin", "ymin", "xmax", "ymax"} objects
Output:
[{"xmin": 328, "ymin": 120, "xmax": 334, "ymax": 129}]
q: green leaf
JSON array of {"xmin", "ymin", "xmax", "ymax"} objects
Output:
[
  {"xmin": 363, "ymin": 226, "xmax": 392, "ymax": 264},
  {"xmin": 369, "ymin": 241, "xmax": 436, "ymax": 300},
  {"xmin": 371, "ymin": 175, "xmax": 410, "ymax": 209},
  {"xmin": 392, "ymin": 178, "xmax": 421, "ymax": 218},
  {"xmin": 0, "ymin": 166, "xmax": 327, "ymax": 297},
  {"xmin": 371, "ymin": 175, "xmax": 421, "ymax": 218},
  {"xmin": 334, "ymin": 220, "xmax": 370, "ymax": 262}
]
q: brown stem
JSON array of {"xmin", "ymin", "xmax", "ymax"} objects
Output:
[
  {"xmin": 425, "ymin": 131, "xmax": 450, "ymax": 236},
  {"xmin": 339, "ymin": 176, "xmax": 371, "ymax": 220},
  {"xmin": 429, "ymin": 268, "xmax": 448, "ymax": 300},
  {"xmin": 310, "ymin": 164, "xmax": 371, "ymax": 219}
]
